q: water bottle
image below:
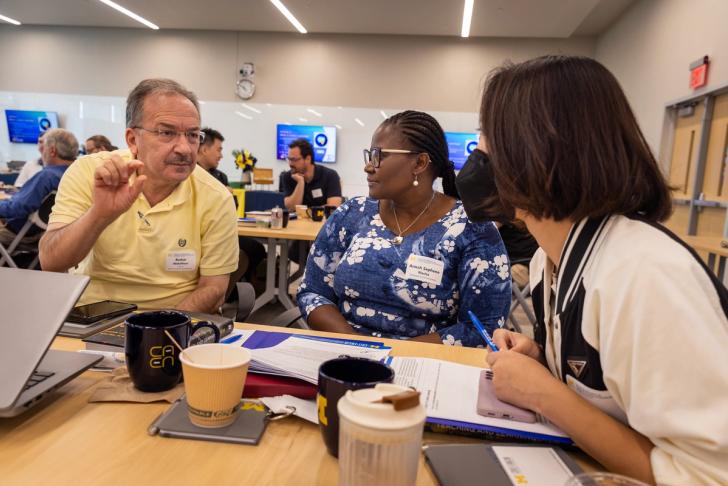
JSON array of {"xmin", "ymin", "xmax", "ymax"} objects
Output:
[{"xmin": 337, "ymin": 383, "xmax": 426, "ymax": 486}]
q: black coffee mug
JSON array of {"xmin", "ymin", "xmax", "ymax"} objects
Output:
[
  {"xmin": 317, "ymin": 357, "xmax": 394, "ymax": 457},
  {"xmin": 282, "ymin": 209, "xmax": 290, "ymax": 228},
  {"xmin": 125, "ymin": 310, "xmax": 220, "ymax": 392},
  {"xmin": 307, "ymin": 206, "xmax": 325, "ymax": 222},
  {"xmin": 324, "ymin": 205, "xmax": 337, "ymax": 218}
]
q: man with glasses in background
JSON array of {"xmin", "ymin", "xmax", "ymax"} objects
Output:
[
  {"xmin": 40, "ymin": 79, "xmax": 238, "ymax": 314},
  {"xmin": 279, "ymin": 138, "xmax": 342, "ymax": 211}
]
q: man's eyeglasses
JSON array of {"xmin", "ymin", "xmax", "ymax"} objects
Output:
[
  {"xmin": 286, "ymin": 156, "xmax": 303, "ymax": 163},
  {"xmin": 363, "ymin": 148, "xmax": 419, "ymax": 168},
  {"xmin": 134, "ymin": 127, "xmax": 205, "ymax": 145}
]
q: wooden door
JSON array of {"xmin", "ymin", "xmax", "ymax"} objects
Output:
[
  {"xmin": 702, "ymin": 94, "xmax": 728, "ymax": 200},
  {"xmin": 667, "ymin": 102, "xmax": 704, "ymax": 198}
]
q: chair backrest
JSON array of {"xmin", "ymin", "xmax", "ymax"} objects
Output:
[
  {"xmin": 252, "ymin": 167, "xmax": 274, "ymax": 185},
  {"xmin": 235, "ymin": 282, "xmax": 256, "ymax": 322},
  {"xmin": 244, "ymin": 190, "xmax": 285, "ymax": 212},
  {"xmin": 35, "ymin": 191, "xmax": 56, "ymax": 229}
]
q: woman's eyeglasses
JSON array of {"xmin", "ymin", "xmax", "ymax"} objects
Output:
[{"xmin": 363, "ymin": 148, "xmax": 419, "ymax": 168}]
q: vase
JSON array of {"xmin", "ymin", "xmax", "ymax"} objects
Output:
[{"xmin": 241, "ymin": 171, "xmax": 252, "ymax": 186}]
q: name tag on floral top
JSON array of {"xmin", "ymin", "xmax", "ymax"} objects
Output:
[
  {"xmin": 405, "ymin": 254, "xmax": 444, "ymax": 286},
  {"xmin": 166, "ymin": 251, "xmax": 197, "ymax": 271}
]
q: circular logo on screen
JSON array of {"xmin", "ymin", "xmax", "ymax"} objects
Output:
[
  {"xmin": 38, "ymin": 118, "xmax": 52, "ymax": 131},
  {"xmin": 314, "ymin": 133, "xmax": 328, "ymax": 147},
  {"xmin": 466, "ymin": 141, "xmax": 477, "ymax": 154}
]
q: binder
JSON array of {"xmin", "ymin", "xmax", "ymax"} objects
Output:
[
  {"xmin": 243, "ymin": 373, "xmax": 316, "ymax": 399},
  {"xmin": 223, "ymin": 329, "xmax": 392, "ymax": 385}
]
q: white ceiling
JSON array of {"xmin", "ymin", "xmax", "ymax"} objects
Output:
[{"xmin": 0, "ymin": 0, "xmax": 635, "ymax": 37}]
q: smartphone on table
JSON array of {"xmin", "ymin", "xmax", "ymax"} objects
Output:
[
  {"xmin": 476, "ymin": 369, "xmax": 537, "ymax": 423},
  {"xmin": 66, "ymin": 300, "xmax": 137, "ymax": 325}
]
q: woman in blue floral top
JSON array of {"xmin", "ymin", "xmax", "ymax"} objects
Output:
[{"xmin": 297, "ymin": 111, "xmax": 511, "ymax": 347}]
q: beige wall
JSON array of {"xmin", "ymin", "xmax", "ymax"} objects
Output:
[
  {"xmin": 0, "ymin": 25, "xmax": 595, "ymax": 112},
  {"xmin": 595, "ymin": 0, "xmax": 728, "ymax": 154}
]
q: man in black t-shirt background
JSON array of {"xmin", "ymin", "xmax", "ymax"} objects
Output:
[{"xmin": 279, "ymin": 138, "xmax": 342, "ymax": 210}]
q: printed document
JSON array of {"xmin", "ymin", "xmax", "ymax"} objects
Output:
[{"xmin": 387, "ymin": 357, "xmax": 567, "ymax": 438}]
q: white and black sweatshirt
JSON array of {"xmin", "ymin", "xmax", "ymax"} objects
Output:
[{"xmin": 530, "ymin": 215, "xmax": 728, "ymax": 486}]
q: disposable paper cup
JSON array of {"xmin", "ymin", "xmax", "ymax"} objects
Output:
[
  {"xmin": 179, "ymin": 344, "xmax": 251, "ymax": 428},
  {"xmin": 295, "ymin": 205, "xmax": 309, "ymax": 219}
]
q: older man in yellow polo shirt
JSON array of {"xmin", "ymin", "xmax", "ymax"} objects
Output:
[{"xmin": 39, "ymin": 79, "xmax": 238, "ymax": 313}]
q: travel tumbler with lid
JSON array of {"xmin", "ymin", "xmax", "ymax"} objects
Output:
[{"xmin": 337, "ymin": 383, "xmax": 426, "ymax": 486}]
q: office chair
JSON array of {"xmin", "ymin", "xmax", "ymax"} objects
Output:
[
  {"xmin": 235, "ymin": 282, "xmax": 257, "ymax": 322},
  {"xmin": 0, "ymin": 191, "xmax": 56, "ymax": 269}
]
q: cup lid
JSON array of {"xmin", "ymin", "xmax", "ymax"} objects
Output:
[{"xmin": 337, "ymin": 383, "xmax": 426, "ymax": 430}]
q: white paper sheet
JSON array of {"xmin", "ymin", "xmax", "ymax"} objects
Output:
[{"xmin": 387, "ymin": 357, "xmax": 567, "ymax": 438}]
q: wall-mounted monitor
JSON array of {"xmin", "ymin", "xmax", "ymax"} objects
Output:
[
  {"xmin": 445, "ymin": 131, "xmax": 478, "ymax": 170},
  {"xmin": 5, "ymin": 110, "xmax": 59, "ymax": 144},
  {"xmin": 276, "ymin": 124, "xmax": 337, "ymax": 163}
]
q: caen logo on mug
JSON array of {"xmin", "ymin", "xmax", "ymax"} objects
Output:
[
  {"xmin": 178, "ymin": 239, "xmax": 187, "ymax": 247},
  {"xmin": 149, "ymin": 345, "xmax": 175, "ymax": 368}
]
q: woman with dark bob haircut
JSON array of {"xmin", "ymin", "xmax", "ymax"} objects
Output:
[{"xmin": 457, "ymin": 56, "xmax": 728, "ymax": 484}]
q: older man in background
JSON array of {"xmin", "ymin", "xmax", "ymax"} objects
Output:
[
  {"xmin": 40, "ymin": 78, "xmax": 238, "ymax": 313},
  {"xmin": 0, "ymin": 128, "xmax": 78, "ymax": 249}
]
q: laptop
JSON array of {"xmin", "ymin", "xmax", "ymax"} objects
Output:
[{"xmin": 0, "ymin": 268, "xmax": 102, "ymax": 417}]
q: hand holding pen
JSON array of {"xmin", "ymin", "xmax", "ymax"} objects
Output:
[
  {"xmin": 491, "ymin": 328, "xmax": 545, "ymax": 363},
  {"xmin": 467, "ymin": 310, "xmax": 544, "ymax": 361}
]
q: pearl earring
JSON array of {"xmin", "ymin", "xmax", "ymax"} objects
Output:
[{"xmin": 413, "ymin": 174, "xmax": 419, "ymax": 187}]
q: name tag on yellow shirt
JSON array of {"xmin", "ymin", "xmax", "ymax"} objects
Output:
[
  {"xmin": 166, "ymin": 251, "xmax": 197, "ymax": 272},
  {"xmin": 405, "ymin": 254, "xmax": 444, "ymax": 286}
]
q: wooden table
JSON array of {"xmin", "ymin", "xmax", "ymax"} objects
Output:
[
  {"xmin": 0, "ymin": 324, "xmax": 597, "ymax": 484},
  {"xmin": 680, "ymin": 234, "xmax": 728, "ymax": 280},
  {"xmin": 238, "ymin": 219, "xmax": 324, "ymax": 313}
]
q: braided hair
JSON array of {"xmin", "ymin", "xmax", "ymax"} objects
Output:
[{"xmin": 382, "ymin": 110, "xmax": 459, "ymax": 199}]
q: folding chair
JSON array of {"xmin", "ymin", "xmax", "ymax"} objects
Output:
[
  {"xmin": 0, "ymin": 191, "xmax": 56, "ymax": 269},
  {"xmin": 507, "ymin": 257, "xmax": 537, "ymax": 333}
]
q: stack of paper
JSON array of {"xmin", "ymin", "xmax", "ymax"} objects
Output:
[{"xmin": 222, "ymin": 330, "xmax": 392, "ymax": 385}]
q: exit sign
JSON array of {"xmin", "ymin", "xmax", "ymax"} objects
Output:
[{"xmin": 690, "ymin": 56, "xmax": 709, "ymax": 90}]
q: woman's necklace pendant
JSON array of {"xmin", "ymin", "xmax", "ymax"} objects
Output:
[{"xmin": 393, "ymin": 236, "xmax": 404, "ymax": 245}]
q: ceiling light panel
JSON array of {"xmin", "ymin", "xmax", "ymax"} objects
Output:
[
  {"xmin": 270, "ymin": 0, "xmax": 307, "ymax": 34},
  {"xmin": 97, "ymin": 0, "xmax": 159, "ymax": 30}
]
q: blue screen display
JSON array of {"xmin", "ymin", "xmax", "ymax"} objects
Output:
[
  {"xmin": 5, "ymin": 110, "xmax": 59, "ymax": 144},
  {"xmin": 445, "ymin": 131, "xmax": 478, "ymax": 170},
  {"xmin": 276, "ymin": 124, "xmax": 337, "ymax": 163}
]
